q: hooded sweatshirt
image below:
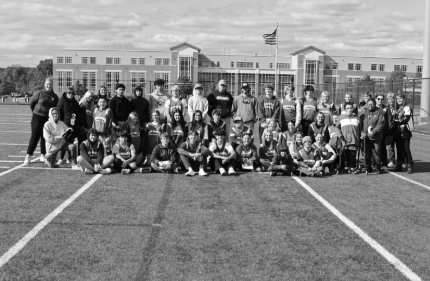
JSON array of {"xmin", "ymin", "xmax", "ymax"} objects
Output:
[
  {"xmin": 109, "ymin": 94, "xmax": 132, "ymax": 124},
  {"xmin": 125, "ymin": 113, "xmax": 146, "ymax": 153},
  {"xmin": 150, "ymin": 143, "xmax": 177, "ymax": 164},
  {"xmin": 130, "ymin": 93, "xmax": 150, "ymax": 125},
  {"xmin": 207, "ymin": 89, "xmax": 234, "ymax": 118},
  {"xmin": 257, "ymin": 96, "xmax": 280, "ymax": 123},
  {"xmin": 235, "ymin": 143, "xmax": 258, "ymax": 163},
  {"xmin": 43, "ymin": 108, "xmax": 70, "ymax": 156},
  {"xmin": 188, "ymin": 89, "xmax": 209, "ymax": 121},
  {"xmin": 30, "ymin": 89, "xmax": 59, "ymax": 117},
  {"xmin": 231, "ymin": 94, "xmax": 257, "ymax": 123},
  {"xmin": 80, "ymin": 131, "xmax": 104, "ymax": 165},
  {"xmin": 57, "ymin": 92, "xmax": 80, "ymax": 127},
  {"xmin": 148, "ymin": 91, "xmax": 171, "ymax": 123}
]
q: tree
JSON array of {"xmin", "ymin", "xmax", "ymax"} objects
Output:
[
  {"xmin": 176, "ymin": 76, "xmax": 194, "ymax": 99},
  {"xmin": 387, "ymin": 71, "xmax": 405, "ymax": 94},
  {"xmin": 73, "ymin": 80, "xmax": 86, "ymax": 98}
]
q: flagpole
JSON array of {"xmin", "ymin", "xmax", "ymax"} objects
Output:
[{"xmin": 275, "ymin": 24, "xmax": 279, "ymax": 95}]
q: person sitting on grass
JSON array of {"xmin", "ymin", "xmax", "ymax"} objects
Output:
[
  {"xmin": 268, "ymin": 144, "xmax": 296, "ymax": 176},
  {"xmin": 125, "ymin": 112, "xmax": 146, "ymax": 171},
  {"xmin": 77, "ymin": 129, "xmax": 115, "ymax": 174},
  {"xmin": 112, "ymin": 130, "xmax": 138, "ymax": 174},
  {"xmin": 43, "ymin": 107, "xmax": 79, "ymax": 169},
  {"xmin": 296, "ymin": 136, "xmax": 323, "ymax": 177},
  {"xmin": 229, "ymin": 116, "xmax": 253, "ymax": 150},
  {"xmin": 313, "ymin": 133, "xmax": 337, "ymax": 174},
  {"xmin": 235, "ymin": 132, "xmax": 261, "ymax": 172},
  {"xmin": 289, "ymin": 131, "xmax": 304, "ymax": 166},
  {"xmin": 208, "ymin": 129, "xmax": 236, "ymax": 176},
  {"xmin": 277, "ymin": 120, "xmax": 296, "ymax": 147},
  {"xmin": 150, "ymin": 132, "xmax": 178, "ymax": 173},
  {"xmin": 177, "ymin": 130, "xmax": 209, "ymax": 176},
  {"xmin": 259, "ymin": 129, "xmax": 278, "ymax": 171}
]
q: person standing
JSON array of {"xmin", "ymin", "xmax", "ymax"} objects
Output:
[
  {"xmin": 148, "ymin": 79, "xmax": 171, "ymax": 124},
  {"xmin": 280, "ymin": 85, "xmax": 302, "ymax": 132},
  {"xmin": 339, "ymin": 93, "xmax": 358, "ymax": 116},
  {"xmin": 231, "ymin": 82, "xmax": 257, "ymax": 129},
  {"xmin": 24, "ymin": 77, "xmax": 59, "ymax": 165},
  {"xmin": 375, "ymin": 94, "xmax": 389, "ymax": 169},
  {"xmin": 208, "ymin": 109, "xmax": 226, "ymax": 143},
  {"xmin": 300, "ymin": 85, "xmax": 317, "ymax": 136},
  {"xmin": 208, "ymin": 80, "xmax": 234, "ymax": 134},
  {"xmin": 188, "ymin": 83, "xmax": 209, "ymax": 122},
  {"xmin": 130, "ymin": 86, "xmax": 150, "ymax": 128},
  {"xmin": 109, "ymin": 83, "xmax": 132, "ymax": 142},
  {"xmin": 317, "ymin": 91, "xmax": 337, "ymax": 126},
  {"xmin": 386, "ymin": 93, "xmax": 397, "ymax": 168},
  {"xmin": 393, "ymin": 94, "xmax": 414, "ymax": 173},
  {"xmin": 165, "ymin": 85, "xmax": 187, "ymax": 123},
  {"xmin": 257, "ymin": 84, "xmax": 280, "ymax": 141},
  {"xmin": 79, "ymin": 91, "xmax": 96, "ymax": 143}
]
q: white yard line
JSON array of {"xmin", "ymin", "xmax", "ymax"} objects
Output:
[
  {"xmin": 19, "ymin": 167, "xmax": 79, "ymax": 171},
  {"xmin": 0, "ymin": 174, "xmax": 102, "ymax": 269},
  {"xmin": 0, "ymin": 158, "xmax": 40, "ymax": 177},
  {"xmin": 0, "ymin": 166, "xmax": 10, "ymax": 169},
  {"xmin": 0, "ymin": 144, "xmax": 29, "ymax": 146},
  {"xmin": 388, "ymin": 172, "xmax": 430, "ymax": 192},
  {"xmin": 0, "ymin": 131, "xmax": 30, "ymax": 134},
  {"xmin": 8, "ymin": 156, "xmax": 34, "ymax": 158},
  {"xmin": 0, "ymin": 160, "xmax": 24, "ymax": 163},
  {"xmin": 0, "ymin": 122, "xmax": 30, "ymax": 124},
  {"xmin": 292, "ymin": 176, "xmax": 422, "ymax": 281}
]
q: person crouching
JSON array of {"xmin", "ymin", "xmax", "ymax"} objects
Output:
[
  {"xmin": 150, "ymin": 132, "xmax": 178, "ymax": 173},
  {"xmin": 177, "ymin": 130, "xmax": 209, "ymax": 176},
  {"xmin": 43, "ymin": 107, "xmax": 78, "ymax": 169},
  {"xmin": 77, "ymin": 128, "xmax": 115, "ymax": 174},
  {"xmin": 268, "ymin": 145, "xmax": 296, "ymax": 176},
  {"xmin": 297, "ymin": 136, "xmax": 323, "ymax": 177},
  {"xmin": 112, "ymin": 130, "xmax": 138, "ymax": 174}
]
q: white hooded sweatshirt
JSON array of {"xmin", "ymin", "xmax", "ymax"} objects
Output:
[
  {"xmin": 188, "ymin": 89, "xmax": 209, "ymax": 122},
  {"xmin": 43, "ymin": 107, "xmax": 70, "ymax": 157}
]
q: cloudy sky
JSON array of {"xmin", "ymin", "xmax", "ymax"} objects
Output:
[{"xmin": 0, "ymin": 0, "xmax": 426, "ymax": 67}]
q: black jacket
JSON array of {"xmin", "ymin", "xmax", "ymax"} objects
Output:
[
  {"xmin": 57, "ymin": 93, "xmax": 80, "ymax": 127},
  {"xmin": 109, "ymin": 95, "xmax": 132, "ymax": 124},
  {"xmin": 130, "ymin": 95, "xmax": 150, "ymax": 125}
]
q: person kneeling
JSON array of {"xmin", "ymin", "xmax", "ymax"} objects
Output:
[
  {"xmin": 43, "ymin": 107, "xmax": 78, "ymax": 169},
  {"xmin": 235, "ymin": 133, "xmax": 261, "ymax": 172},
  {"xmin": 113, "ymin": 130, "xmax": 138, "ymax": 174},
  {"xmin": 150, "ymin": 132, "xmax": 178, "ymax": 173},
  {"xmin": 77, "ymin": 129, "xmax": 115, "ymax": 174},
  {"xmin": 209, "ymin": 129, "xmax": 236, "ymax": 176},
  {"xmin": 269, "ymin": 145, "xmax": 296, "ymax": 176},
  {"xmin": 297, "ymin": 136, "xmax": 323, "ymax": 177},
  {"xmin": 178, "ymin": 131, "xmax": 209, "ymax": 176}
]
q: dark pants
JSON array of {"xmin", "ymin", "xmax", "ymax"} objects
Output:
[
  {"xmin": 364, "ymin": 139, "xmax": 381, "ymax": 169},
  {"xmin": 180, "ymin": 155, "xmax": 207, "ymax": 171},
  {"xmin": 301, "ymin": 120, "xmax": 312, "ymax": 136},
  {"xmin": 398, "ymin": 137, "xmax": 413, "ymax": 165},
  {"xmin": 113, "ymin": 158, "xmax": 136, "ymax": 173},
  {"xmin": 210, "ymin": 158, "xmax": 235, "ymax": 172},
  {"xmin": 47, "ymin": 142, "xmax": 76, "ymax": 168},
  {"xmin": 344, "ymin": 149, "xmax": 357, "ymax": 169},
  {"xmin": 60, "ymin": 124, "xmax": 79, "ymax": 160},
  {"xmin": 27, "ymin": 114, "xmax": 49, "ymax": 155},
  {"xmin": 386, "ymin": 134, "xmax": 396, "ymax": 163},
  {"xmin": 380, "ymin": 134, "xmax": 388, "ymax": 166}
]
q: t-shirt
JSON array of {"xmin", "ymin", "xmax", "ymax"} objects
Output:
[
  {"xmin": 209, "ymin": 141, "xmax": 234, "ymax": 157},
  {"xmin": 112, "ymin": 143, "xmax": 136, "ymax": 160},
  {"xmin": 297, "ymin": 147, "xmax": 321, "ymax": 167}
]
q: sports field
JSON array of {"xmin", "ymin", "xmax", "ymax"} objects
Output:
[{"xmin": 0, "ymin": 104, "xmax": 430, "ymax": 280}]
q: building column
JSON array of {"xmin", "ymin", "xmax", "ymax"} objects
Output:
[
  {"xmin": 421, "ymin": 0, "xmax": 430, "ymax": 122},
  {"xmin": 234, "ymin": 69, "xmax": 239, "ymax": 96}
]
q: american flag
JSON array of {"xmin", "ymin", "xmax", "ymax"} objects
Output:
[{"xmin": 263, "ymin": 28, "xmax": 277, "ymax": 45}]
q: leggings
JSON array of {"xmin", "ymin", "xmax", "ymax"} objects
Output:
[
  {"xmin": 27, "ymin": 114, "xmax": 49, "ymax": 155},
  {"xmin": 46, "ymin": 142, "xmax": 76, "ymax": 168},
  {"xmin": 398, "ymin": 137, "xmax": 413, "ymax": 165}
]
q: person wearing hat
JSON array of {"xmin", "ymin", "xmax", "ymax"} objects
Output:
[
  {"xmin": 231, "ymin": 82, "xmax": 257, "ymax": 129},
  {"xmin": 207, "ymin": 79, "xmax": 234, "ymax": 134},
  {"xmin": 229, "ymin": 116, "xmax": 253, "ymax": 150},
  {"xmin": 188, "ymin": 83, "xmax": 209, "ymax": 121},
  {"xmin": 208, "ymin": 129, "xmax": 236, "ymax": 175},
  {"xmin": 148, "ymin": 79, "xmax": 172, "ymax": 124},
  {"xmin": 296, "ymin": 136, "xmax": 323, "ymax": 177},
  {"xmin": 280, "ymin": 85, "xmax": 302, "ymax": 132},
  {"xmin": 109, "ymin": 83, "xmax": 132, "ymax": 144},
  {"xmin": 130, "ymin": 86, "xmax": 150, "ymax": 128},
  {"xmin": 257, "ymin": 83, "xmax": 280, "ymax": 143},
  {"xmin": 268, "ymin": 144, "xmax": 295, "ymax": 176},
  {"xmin": 165, "ymin": 84, "xmax": 187, "ymax": 123},
  {"xmin": 235, "ymin": 132, "xmax": 261, "ymax": 172},
  {"xmin": 300, "ymin": 85, "xmax": 317, "ymax": 137}
]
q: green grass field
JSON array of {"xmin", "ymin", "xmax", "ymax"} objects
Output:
[{"xmin": 0, "ymin": 104, "xmax": 430, "ymax": 280}]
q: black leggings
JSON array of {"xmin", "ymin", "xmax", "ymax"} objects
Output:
[
  {"xmin": 27, "ymin": 114, "xmax": 48, "ymax": 156},
  {"xmin": 399, "ymin": 137, "xmax": 413, "ymax": 165}
]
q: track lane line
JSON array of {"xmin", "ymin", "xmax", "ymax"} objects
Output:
[
  {"xmin": 388, "ymin": 171, "xmax": 430, "ymax": 192},
  {"xmin": 292, "ymin": 176, "xmax": 422, "ymax": 281},
  {"xmin": 0, "ymin": 174, "xmax": 102, "ymax": 269},
  {"xmin": 0, "ymin": 158, "xmax": 40, "ymax": 177}
]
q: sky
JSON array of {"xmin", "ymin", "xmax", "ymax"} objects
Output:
[{"xmin": 0, "ymin": 0, "xmax": 426, "ymax": 67}]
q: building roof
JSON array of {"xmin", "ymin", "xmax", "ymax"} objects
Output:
[
  {"xmin": 170, "ymin": 42, "xmax": 201, "ymax": 53},
  {"xmin": 290, "ymin": 46, "xmax": 326, "ymax": 56}
]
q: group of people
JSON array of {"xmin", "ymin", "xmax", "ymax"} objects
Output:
[{"xmin": 22, "ymin": 77, "xmax": 414, "ymax": 177}]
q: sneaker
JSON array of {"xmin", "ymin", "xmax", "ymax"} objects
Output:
[
  {"xmin": 353, "ymin": 168, "xmax": 361, "ymax": 174},
  {"xmin": 255, "ymin": 167, "xmax": 262, "ymax": 172},
  {"xmin": 174, "ymin": 168, "xmax": 179, "ymax": 174},
  {"xmin": 270, "ymin": 172, "xmax": 277, "ymax": 177},
  {"xmin": 387, "ymin": 162, "xmax": 395, "ymax": 168},
  {"xmin": 57, "ymin": 159, "xmax": 65, "ymax": 165},
  {"xmin": 40, "ymin": 154, "xmax": 46, "ymax": 163},
  {"xmin": 314, "ymin": 172, "xmax": 323, "ymax": 177},
  {"xmin": 344, "ymin": 166, "xmax": 350, "ymax": 171},
  {"xmin": 402, "ymin": 163, "xmax": 407, "ymax": 169},
  {"xmin": 84, "ymin": 168, "xmax": 94, "ymax": 174},
  {"xmin": 71, "ymin": 164, "xmax": 81, "ymax": 170},
  {"xmin": 324, "ymin": 167, "xmax": 330, "ymax": 174},
  {"xmin": 381, "ymin": 165, "xmax": 388, "ymax": 171},
  {"xmin": 101, "ymin": 168, "xmax": 112, "ymax": 174},
  {"xmin": 219, "ymin": 168, "xmax": 227, "ymax": 176},
  {"xmin": 185, "ymin": 170, "xmax": 195, "ymax": 177},
  {"xmin": 66, "ymin": 159, "xmax": 71, "ymax": 164},
  {"xmin": 199, "ymin": 169, "xmax": 208, "ymax": 176},
  {"xmin": 228, "ymin": 167, "xmax": 236, "ymax": 175},
  {"xmin": 23, "ymin": 156, "xmax": 31, "ymax": 165},
  {"xmin": 121, "ymin": 169, "xmax": 130, "ymax": 174},
  {"xmin": 139, "ymin": 168, "xmax": 145, "ymax": 173}
]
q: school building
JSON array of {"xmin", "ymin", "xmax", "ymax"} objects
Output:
[{"xmin": 52, "ymin": 42, "xmax": 423, "ymax": 97}]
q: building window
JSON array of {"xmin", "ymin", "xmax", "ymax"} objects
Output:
[
  {"xmin": 65, "ymin": 57, "xmax": 72, "ymax": 64},
  {"xmin": 131, "ymin": 72, "xmax": 146, "ymax": 93},
  {"xmin": 105, "ymin": 71, "xmax": 121, "ymax": 95},
  {"xmin": 348, "ymin": 63, "xmax": 354, "ymax": 70},
  {"xmin": 58, "ymin": 71, "xmax": 72, "ymax": 93},
  {"xmin": 163, "ymin": 58, "xmax": 170, "ymax": 66},
  {"xmin": 379, "ymin": 64, "xmax": 385, "ymax": 72},
  {"xmin": 394, "ymin": 65, "xmax": 400, "ymax": 72},
  {"xmin": 347, "ymin": 77, "xmax": 361, "ymax": 87},
  {"xmin": 90, "ymin": 57, "xmax": 96, "ymax": 64},
  {"xmin": 355, "ymin": 64, "xmax": 361, "ymax": 71},
  {"xmin": 401, "ymin": 65, "xmax": 408, "ymax": 72},
  {"xmin": 237, "ymin": 62, "xmax": 254, "ymax": 68},
  {"xmin": 269, "ymin": 63, "xmax": 273, "ymax": 69},
  {"xmin": 256, "ymin": 62, "xmax": 259, "ymax": 69},
  {"xmin": 155, "ymin": 58, "xmax": 162, "ymax": 66},
  {"xmin": 82, "ymin": 71, "xmax": 97, "ymax": 93},
  {"xmin": 417, "ymin": 65, "xmax": 422, "ymax": 73},
  {"xmin": 332, "ymin": 63, "xmax": 338, "ymax": 70},
  {"xmin": 82, "ymin": 57, "xmax": 88, "ymax": 64},
  {"xmin": 139, "ymin": 58, "xmax": 145, "ymax": 65},
  {"xmin": 371, "ymin": 64, "xmax": 377, "ymax": 71},
  {"xmin": 325, "ymin": 63, "xmax": 331, "ymax": 70},
  {"xmin": 216, "ymin": 61, "xmax": 220, "ymax": 67},
  {"xmin": 57, "ymin": 57, "xmax": 64, "ymax": 64},
  {"xmin": 305, "ymin": 60, "xmax": 317, "ymax": 85},
  {"xmin": 179, "ymin": 57, "xmax": 192, "ymax": 80},
  {"xmin": 114, "ymin": 58, "xmax": 121, "ymax": 65},
  {"xmin": 106, "ymin": 57, "xmax": 113, "ymax": 65},
  {"xmin": 131, "ymin": 58, "xmax": 137, "ymax": 65},
  {"xmin": 154, "ymin": 73, "xmax": 170, "ymax": 91},
  {"xmin": 277, "ymin": 63, "xmax": 291, "ymax": 69},
  {"xmin": 230, "ymin": 62, "xmax": 234, "ymax": 68},
  {"xmin": 324, "ymin": 76, "xmax": 337, "ymax": 91}
]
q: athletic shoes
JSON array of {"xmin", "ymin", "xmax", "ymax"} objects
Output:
[
  {"xmin": 185, "ymin": 170, "xmax": 195, "ymax": 177},
  {"xmin": 324, "ymin": 167, "xmax": 330, "ymax": 174},
  {"xmin": 314, "ymin": 172, "xmax": 323, "ymax": 177},
  {"xmin": 71, "ymin": 164, "xmax": 80, "ymax": 170},
  {"xmin": 352, "ymin": 168, "xmax": 361, "ymax": 174},
  {"xmin": 57, "ymin": 159, "xmax": 65, "ymax": 165},
  {"xmin": 139, "ymin": 168, "xmax": 145, "ymax": 173},
  {"xmin": 228, "ymin": 167, "xmax": 236, "ymax": 175},
  {"xmin": 199, "ymin": 169, "xmax": 208, "ymax": 176},
  {"xmin": 101, "ymin": 168, "xmax": 112, "ymax": 174},
  {"xmin": 84, "ymin": 168, "xmax": 94, "ymax": 174},
  {"xmin": 219, "ymin": 168, "xmax": 227, "ymax": 176},
  {"xmin": 387, "ymin": 161, "xmax": 396, "ymax": 168},
  {"xmin": 174, "ymin": 168, "xmax": 179, "ymax": 174},
  {"xmin": 23, "ymin": 156, "xmax": 31, "ymax": 165},
  {"xmin": 255, "ymin": 167, "xmax": 262, "ymax": 172},
  {"xmin": 40, "ymin": 154, "xmax": 46, "ymax": 163},
  {"xmin": 270, "ymin": 172, "xmax": 277, "ymax": 177},
  {"xmin": 121, "ymin": 169, "xmax": 130, "ymax": 174}
]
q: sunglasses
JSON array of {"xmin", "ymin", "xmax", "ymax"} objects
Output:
[{"xmin": 376, "ymin": 98, "xmax": 384, "ymax": 100}]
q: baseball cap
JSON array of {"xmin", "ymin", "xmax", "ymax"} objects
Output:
[
  {"xmin": 194, "ymin": 83, "xmax": 203, "ymax": 90},
  {"xmin": 218, "ymin": 80, "xmax": 227, "ymax": 86},
  {"xmin": 241, "ymin": 82, "xmax": 250, "ymax": 89},
  {"xmin": 233, "ymin": 116, "xmax": 243, "ymax": 122},
  {"xmin": 302, "ymin": 136, "xmax": 312, "ymax": 143}
]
